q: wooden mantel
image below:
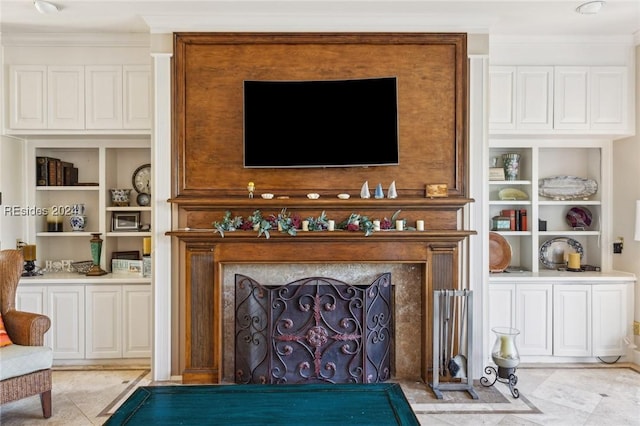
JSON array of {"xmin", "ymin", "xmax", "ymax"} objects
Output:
[{"xmin": 169, "ymin": 32, "xmax": 472, "ymax": 384}]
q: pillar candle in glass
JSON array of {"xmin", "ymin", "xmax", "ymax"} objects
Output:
[
  {"xmin": 46, "ymin": 209, "xmax": 64, "ymax": 232},
  {"xmin": 23, "ymin": 244, "xmax": 37, "ymax": 261},
  {"xmin": 143, "ymin": 237, "xmax": 152, "ymax": 256}
]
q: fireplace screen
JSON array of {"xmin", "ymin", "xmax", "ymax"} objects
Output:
[{"xmin": 235, "ymin": 273, "xmax": 392, "ymax": 384}]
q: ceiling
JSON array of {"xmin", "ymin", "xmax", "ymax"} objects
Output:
[{"xmin": 0, "ymin": 0, "xmax": 639, "ymax": 38}]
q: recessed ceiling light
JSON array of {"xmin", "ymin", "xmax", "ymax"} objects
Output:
[
  {"xmin": 33, "ymin": 0, "xmax": 60, "ymax": 14},
  {"xmin": 576, "ymin": 1, "xmax": 605, "ymax": 15}
]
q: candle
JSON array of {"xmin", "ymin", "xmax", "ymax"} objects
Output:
[
  {"xmin": 568, "ymin": 252, "xmax": 580, "ymax": 269},
  {"xmin": 396, "ymin": 220, "xmax": 404, "ymax": 231},
  {"xmin": 500, "ymin": 335, "xmax": 513, "ymax": 358},
  {"xmin": 373, "ymin": 220, "xmax": 381, "ymax": 231},
  {"xmin": 416, "ymin": 220, "xmax": 425, "ymax": 231},
  {"xmin": 23, "ymin": 244, "xmax": 37, "ymax": 261},
  {"xmin": 302, "ymin": 220, "xmax": 309, "ymax": 231},
  {"xmin": 46, "ymin": 210, "xmax": 64, "ymax": 232},
  {"xmin": 328, "ymin": 220, "xmax": 335, "ymax": 231},
  {"xmin": 143, "ymin": 237, "xmax": 151, "ymax": 256}
]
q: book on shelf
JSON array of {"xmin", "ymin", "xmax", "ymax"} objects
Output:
[
  {"xmin": 62, "ymin": 162, "xmax": 78, "ymax": 186},
  {"xmin": 36, "ymin": 156, "xmax": 59, "ymax": 186},
  {"xmin": 500, "ymin": 208, "xmax": 527, "ymax": 231}
]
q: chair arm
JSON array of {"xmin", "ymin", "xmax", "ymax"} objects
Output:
[{"xmin": 3, "ymin": 310, "xmax": 51, "ymax": 346}]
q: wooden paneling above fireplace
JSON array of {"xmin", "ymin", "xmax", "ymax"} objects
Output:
[{"xmin": 169, "ymin": 32, "xmax": 473, "ymax": 385}]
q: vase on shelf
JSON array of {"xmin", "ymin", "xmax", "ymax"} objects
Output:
[
  {"xmin": 86, "ymin": 233, "xmax": 107, "ymax": 276},
  {"xmin": 69, "ymin": 204, "xmax": 87, "ymax": 231},
  {"xmin": 502, "ymin": 153, "xmax": 521, "ymax": 181}
]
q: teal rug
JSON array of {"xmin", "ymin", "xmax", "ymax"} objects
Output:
[{"xmin": 104, "ymin": 383, "xmax": 420, "ymax": 425}]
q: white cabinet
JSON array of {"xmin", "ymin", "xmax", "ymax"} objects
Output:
[
  {"xmin": 489, "ymin": 65, "xmax": 631, "ymax": 135},
  {"xmin": 488, "ymin": 283, "xmax": 552, "ymax": 356},
  {"xmin": 123, "ymin": 285, "xmax": 152, "ymax": 358},
  {"xmin": 554, "ymin": 66, "xmax": 628, "ymax": 132},
  {"xmin": 48, "ymin": 66, "xmax": 85, "ymax": 129},
  {"xmin": 9, "ymin": 65, "xmax": 47, "ymax": 129},
  {"xmin": 490, "ymin": 281, "xmax": 633, "ymax": 362},
  {"xmin": 85, "ymin": 65, "xmax": 151, "ymax": 130},
  {"xmin": 85, "ymin": 285, "xmax": 122, "ymax": 359},
  {"xmin": 516, "ymin": 67, "xmax": 553, "ymax": 130},
  {"xmin": 553, "ymin": 284, "xmax": 591, "ymax": 356},
  {"xmin": 592, "ymin": 284, "xmax": 628, "ymax": 356},
  {"xmin": 48, "ymin": 285, "xmax": 85, "ymax": 359},
  {"xmin": 16, "ymin": 282, "xmax": 151, "ymax": 361},
  {"xmin": 7, "ymin": 64, "xmax": 150, "ymax": 132}
]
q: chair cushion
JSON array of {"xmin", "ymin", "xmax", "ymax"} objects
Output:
[
  {"xmin": 0, "ymin": 344, "xmax": 53, "ymax": 381},
  {"xmin": 0, "ymin": 313, "xmax": 13, "ymax": 347}
]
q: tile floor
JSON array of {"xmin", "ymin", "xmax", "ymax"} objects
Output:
[{"xmin": 0, "ymin": 364, "xmax": 638, "ymax": 425}]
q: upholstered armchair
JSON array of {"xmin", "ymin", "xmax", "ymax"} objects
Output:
[{"xmin": 0, "ymin": 249, "xmax": 53, "ymax": 418}]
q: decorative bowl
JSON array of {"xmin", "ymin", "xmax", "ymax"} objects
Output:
[
  {"xmin": 110, "ymin": 189, "xmax": 131, "ymax": 206},
  {"xmin": 261, "ymin": 193, "xmax": 274, "ymax": 199},
  {"xmin": 337, "ymin": 193, "xmax": 350, "ymax": 199},
  {"xmin": 307, "ymin": 193, "xmax": 320, "ymax": 199}
]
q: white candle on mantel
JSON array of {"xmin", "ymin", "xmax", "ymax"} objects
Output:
[
  {"xmin": 373, "ymin": 220, "xmax": 381, "ymax": 231},
  {"xmin": 396, "ymin": 220, "xmax": 404, "ymax": 231},
  {"xmin": 416, "ymin": 220, "xmax": 425, "ymax": 231},
  {"xmin": 328, "ymin": 220, "xmax": 335, "ymax": 231},
  {"xmin": 302, "ymin": 220, "xmax": 309, "ymax": 231}
]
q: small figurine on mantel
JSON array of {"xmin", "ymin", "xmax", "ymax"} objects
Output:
[
  {"xmin": 374, "ymin": 183, "xmax": 384, "ymax": 199},
  {"xmin": 388, "ymin": 181, "xmax": 398, "ymax": 199},
  {"xmin": 247, "ymin": 182, "xmax": 255, "ymax": 199},
  {"xmin": 360, "ymin": 181, "xmax": 371, "ymax": 199}
]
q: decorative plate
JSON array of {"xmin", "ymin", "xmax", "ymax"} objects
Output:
[
  {"xmin": 565, "ymin": 206, "xmax": 592, "ymax": 229},
  {"xmin": 539, "ymin": 237, "xmax": 584, "ymax": 269},
  {"xmin": 489, "ymin": 232, "xmax": 512, "ymax": 273},
  {"xmin": 538, "ymin": 176, "xmax": 597, "ymax": 200},
  {"xmin": 498, "ymin": 188, "xmax": 528, "ymax": 201}
]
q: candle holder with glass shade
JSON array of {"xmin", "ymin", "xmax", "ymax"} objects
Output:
[
  {"xmin": 21, "ymin": 244, "xmax": 39, "ymax": 276},
  {"xmin": 480, "ymin": 327, "xmax": 521, "ymax": 398}
]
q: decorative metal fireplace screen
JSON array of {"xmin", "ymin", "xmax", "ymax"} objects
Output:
[{"xmin": 235, "ymin": 273, "xmax": 392, "ymax": 384}]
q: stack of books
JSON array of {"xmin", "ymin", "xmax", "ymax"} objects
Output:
[{"xmin": 36, "ymin": 156, "xmax": 79, "ymax": 186}]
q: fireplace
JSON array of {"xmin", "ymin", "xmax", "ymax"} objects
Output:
[{"xmin": 234, "ymin": 273, "xmax": 393, "ymax": 384}]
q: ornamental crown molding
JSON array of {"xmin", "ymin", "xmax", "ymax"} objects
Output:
[{"xmin": 0, "ymin": 32, "xmax": 150, "ymax": 47}]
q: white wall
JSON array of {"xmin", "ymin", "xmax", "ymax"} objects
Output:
[{"xmin": 612, "ymin": 44, "xmax": 640, "ymax": 353}]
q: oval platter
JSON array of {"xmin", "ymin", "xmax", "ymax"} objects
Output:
[
  {"xmin": 538, "ymin": 176, "xmax": 598, "ymax": 200},
  {"xmin": 489, "ymin": 232, "xmax": 512, "ymax": 273},
  {"xmin": 539, "ymin": 237, "xmax": 584, "ymax": 269}
]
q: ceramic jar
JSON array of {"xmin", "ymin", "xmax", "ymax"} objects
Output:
[
  {"xmin": 110, "ymin": 189, "xmax": 131, "ymax": 206},
  {"xmin": 502, "ymin": 153, "xmax": 521, "ymax": 181}
]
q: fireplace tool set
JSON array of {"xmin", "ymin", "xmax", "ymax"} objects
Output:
[{"xmin": 429, "ymin": 289, "xmax": 478, "ymax": 399}]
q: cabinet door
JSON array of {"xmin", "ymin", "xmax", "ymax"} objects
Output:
[
  {"xmin": 516, "ymin": 67, "xmax": 553, "ymax": 130},
  {"xmin": 123, "ymin": 285, "xmax": 152, "ymax": 358},
  {"xmin": 85, "ymin": 65, "xmax": 123, "ymax": 129},
  {"xmin": 553, "ymin": 67, "xmax": 589, "ymax": 130},
  {"xmin": 85, "ymin": 285, "xmax": 122, "ymax": 359},
  {"xmin": 48, "ymin": 286, "xmax": 85, "ymax": 359},
  {"xmin": 590, "ymin": 67, "xmax": 627, "ymax": 131},
  {"xmin": 592, "ymin": 284, "xmax": 627, "ymax": 356},
  {"xmin": 553, "ymin": 285, "xmax": 591, "ymax": 356},
  {"xmin": 489, "ymin": 66, "xmax": 516, "ymax": 130},
  {"xmin": 123, "ymin": 65, "xmax": 151, "ymax": 130},
  {"xmin": 488, "ymin": 283, "xmax": 516, "ymax": 330},
  {"xmin": 16, "ymin": 285, "xmax": 46, "ymax": 314},
  {"xmin": 9, "ymin": 65, "xmax": 47, "ymax": 129},
  {"xmin": 516, "ymin": 284, "xmax": 552, "ymax": 355},
  {"xmin": 47, "ymin": 66, "xmax": 85, "ymax": 129}
]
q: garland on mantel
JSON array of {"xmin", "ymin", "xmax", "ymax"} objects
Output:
[{"xmin": 212, "ymin": 209, "xmax": 411, "ymax": 238}]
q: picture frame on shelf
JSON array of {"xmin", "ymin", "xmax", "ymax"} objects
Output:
[
  {"xmin": 112, "ymin": 212, "xmax": 140, "ymax": 232},
  {"xmin": 111, "ymin": 250, "xmax": 141, "ymax": 261},
  {"xmin": 111, "ymin": 258, "xmax": 143, "ymax": 276},
  {"xmin": 489, "ymin": 167, "xmax": 506, "ymax": 181}
]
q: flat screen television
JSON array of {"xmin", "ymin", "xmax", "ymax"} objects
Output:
[{"xmin": 243, "ymin": 77, "xmax": 399, "ymax": 168}]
